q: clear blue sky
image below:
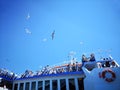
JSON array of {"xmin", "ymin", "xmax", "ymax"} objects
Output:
[{"xmin": 0, "ymin": 0, "xmax": 120, "ymax": 74}]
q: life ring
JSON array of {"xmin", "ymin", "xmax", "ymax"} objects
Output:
[{"xmin": 101, "ymin": 69, "xmax": 116, "ymax": 82}]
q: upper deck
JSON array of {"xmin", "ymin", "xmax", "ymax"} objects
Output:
[
  {"xmin": 0, "ymin": 60, "xmax": 85, "ymax": 90},
  {"xmin": 82, "ymin": 57, "xmax": 120, "ymax": 90},
  {"xmin": 0, "ymin": 55, "xmax": 120, "ymax": 90},
  {"xmin": 0, "ymin": 61, "xmax": 83, "ymax": 81}
]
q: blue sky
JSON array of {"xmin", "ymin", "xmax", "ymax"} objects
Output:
[{"xmin": 0, "ymin": 0, "xmax": 120, "ymax": 74}]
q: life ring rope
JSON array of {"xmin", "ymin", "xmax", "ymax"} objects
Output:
[{"xmin": 100, "ymin": 69, "xmax": 116, "ymax": 82}]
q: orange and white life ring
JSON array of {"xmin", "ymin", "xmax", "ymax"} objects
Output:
[{"xmin": 101, "ymin": 69, "xmax": 116, "ymax": 82}]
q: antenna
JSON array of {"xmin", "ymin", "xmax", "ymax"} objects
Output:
[{"xmin": 68, "ymin": 51, "xmax": 76, "ymax": 60}]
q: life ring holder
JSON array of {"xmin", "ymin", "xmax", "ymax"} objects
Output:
[{"xmin": 101, "ymin": 69, "xmax": 116, "ymax": 82}]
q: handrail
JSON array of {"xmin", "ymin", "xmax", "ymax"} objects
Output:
[{"xmin": 13, "ymin": 71, "xmax": 84, "ymax": 81}]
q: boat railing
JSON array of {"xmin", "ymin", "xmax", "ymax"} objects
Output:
[
  {"xmin": 16, "ymin": 71, "xmax": 84, "ymax": 80},
  {"xmin": 83, "ymin": 58, "xmax": 119, "ymax": 71},
  {"xmin": 0, "ymin": 68, "xmax": 17, "ymax": 81},
  {"xmin": 0, "ymin": 62, "xmax": 83, "ymax": 80},
  {"xmin": 96, "ymin": 59, "xmax": 119, "ymax": 68},
  {"xmin": 19, "ymin": 63, "xmax": 83, "ymax": 79},
  {"xmin": 1, "ymin": 57, "xmax": 119, "ymax": 80}
]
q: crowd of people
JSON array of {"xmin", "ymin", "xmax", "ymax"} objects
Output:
[
  {"xmin": 20, "ymin": 61, "xmax": 82, "ymax": 78},
  {"xmin": 0, "ymin": 68, "xmax": 17, "ymax": 80},
  {"xmin": 0, "ymin": 60, "xmax": 83, "ymax": 80},
  {"xmin": 81, "ymin": 53, "xmax": 118, "ymax": 70},
  {"xmin": 82, "ymin": 53, "xmax": 96, "ymax": 65},
  {"xmin": 97, "ymin": 57, "xmax": 118, "ymax": 68}
]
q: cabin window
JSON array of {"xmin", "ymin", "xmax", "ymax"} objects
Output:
[
  {"xmin": 14, "ymin": 83, "xmax": 18, "ymax": 90},
  {"xmin": 31, "ymin": 81, "xmax": 36, "ymax": 90},
  {"xmin": 78, "ymin": 78, "xmax": 84, "ymax": 90},
  {"xmin": 45, "ymin": 80, "xmax": 50, "ymax": 90},
  {"xmin": 19, "ymin": 83, "xmax": 24, "ymax": 90},
  {"xmin": 25, "ymin": 82, "xmax": 30, "ymax": 90},
  {"xmin": 52, "ymin": 80, "xmax": 57, "ymax": 90},
  {"xmin": 69, "ymin": 78, "xmax": 76, "ymax": 90},
  {"xmin": 60, "ymin": 79, "xmax": 66, "ymax": 90},
  {"xmin": 38, "ymin": 81, "xmax": 43, "ymax": 90}
]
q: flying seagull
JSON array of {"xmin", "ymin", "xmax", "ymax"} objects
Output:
[
  {"xmin": 26, "ymin": 13, "xmax": 30, "ymax": 20},
  {"xmin": 25, "ymin": 28, "xmax": 32, "ymax": 34},
  {"xmin": 51, "ymin": 30, "xmax": 55, "ymax": 40}
]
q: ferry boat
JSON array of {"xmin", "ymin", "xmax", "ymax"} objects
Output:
[{"xmin": 0, "ymin": 54, "xmax": 120, "ymax": 90}]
